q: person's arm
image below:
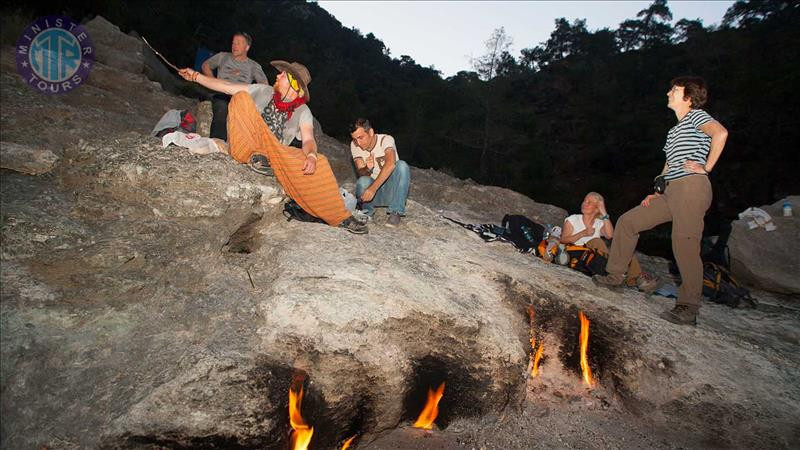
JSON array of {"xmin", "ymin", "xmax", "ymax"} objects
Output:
[
  {"xmin": 361, "ymin": 148, "xmax": 397, "ymax": 202},
  {"xmin": 685, "ymin": 120, "xmax": 728, "ymax": 175},
  {"xmin": 596, "ymin": 199, "xmax": 614, "ymax": 239},
  {"xmin": 642, "ymin": 162, "xmax": 669, "ymax": 207},
  {"xmin": 178, "ymin": 68, "xmax": 250, "ymax": 96},
  {"xmin": 353, "ymin": 157, "xmax": 372, "ymax": 177},
  {"xmin": 299, "ymin": 122, "xmax": 318, "ymax": 175},
  {"xmin": 201, "ymin": 60, "xmax": 214, "ymax": 77},
  {"xmin": 201, "ymin": 53, "xmax": 221, "ymax": 78},
  {"xmin": 560, "ymin": 219, "xmax": 595, "ymax": 244},
  {"xmin": 253, "ymin": 63, "xmax": 269, "ymax": 85}
]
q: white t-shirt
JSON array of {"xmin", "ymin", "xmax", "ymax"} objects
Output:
[
  {"xmin": 350, "ymin": 134, "xmax": 398, "ymax": 180},
  {"xmin": 564, "ymin": 214, "xmax": 604, "ymax": 246}
]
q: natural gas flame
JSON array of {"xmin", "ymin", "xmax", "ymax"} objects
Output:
[
  {"xmin": 532, "ymin": 342, "xmax": 544, "ymax": 377},
  {"xmin": 413, "ymin": 382, "xmax": 445, "ymax": 430},
  {"xmin": 289, "ymin": 386, "xmax": 314, "ymax": 450},
  {"xmin": 341, "ymin": 435, "xmax": 356, "ymax": 449},
  {"xmin": 579, "ymin": 311, "xmax": 594, "ymax": 387},
  {"xmin": 527, "ymin": 306, "xmax": 542, "ymax": 377}
]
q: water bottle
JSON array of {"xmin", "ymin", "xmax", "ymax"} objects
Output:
[{"xmin": 783, "ymin": 201, "xmax": 793, "ymax": 217}]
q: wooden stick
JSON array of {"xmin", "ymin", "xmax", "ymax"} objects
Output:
[{"xmin": 141, "ymin": 36, "xmax": 180, "ymax": 72}]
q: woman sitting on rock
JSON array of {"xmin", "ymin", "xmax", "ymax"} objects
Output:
[
  {"xmin": 178, "ymin": 61, "xmax": 367, "ymax": 234},
  {"xmin": 561, "ymin": 192, "xmax": 658, "ymax": 292}
]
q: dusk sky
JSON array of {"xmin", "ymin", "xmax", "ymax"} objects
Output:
[{"xmin": 318, "ymin": 0, "xmax": 734, "ymax": 77}]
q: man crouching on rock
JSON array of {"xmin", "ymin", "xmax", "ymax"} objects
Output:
[
  {"xmin": 178, "ymin": 61, "xmax": 368, "ymax": 234},
  {"xmin": 349, "ymin": 118, "xmax": 410, "ymax": 227}
]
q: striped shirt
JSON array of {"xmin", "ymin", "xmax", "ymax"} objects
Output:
[{"xmin": 663, "ymin": 109, "xmax": 713, "ymax": 181}]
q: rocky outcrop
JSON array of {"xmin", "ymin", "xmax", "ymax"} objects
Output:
[
  {"xmin": 729, "ymin": 195, "xmax": 800, "ymax": 295},
  {"xmin": 85, "ymin": 16, "xmax": 145, "ymax": 74}
]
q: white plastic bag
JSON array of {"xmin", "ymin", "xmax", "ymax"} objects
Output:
[
  {"xmin": 161, "ymin": 131, "xmax": 221, "ymax": 155},
  {"xmin": 339, "ymin": 187, "xmax": 357, "ymax": 212},
  {"xmin": 738, "ymin": 207, "xmax": 776, "ymax": 231}
]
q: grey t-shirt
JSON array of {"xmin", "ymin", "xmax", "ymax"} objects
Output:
[
  {"xmin": 205, "ymin": 52, "xmax": 267, "ymax": 84},
  {"xmin": 247, "ymin": 84, "xmax": 313, "ymax": 146}
]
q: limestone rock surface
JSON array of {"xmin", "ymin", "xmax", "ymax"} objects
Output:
[{"xmin": 0, "ymin": 141, "xmax": 59, "ymax": 174}]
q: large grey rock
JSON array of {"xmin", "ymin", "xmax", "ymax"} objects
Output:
[
  {"xmin": 84, "ymin": 16, "xmax": 145, "ymax": 74},
  {"xmin": 411, "ymin": 167, "xmax": 568, "ymax": 226},
  {"xmin": 0, "ymin": 141, "xmax": 59, "ymax": 174},
  {"xmin": 729, "ymin": 195, "xmax": 800, "ymax": 295},
  {"xmin": 128, "ymin": 29, "xmax": 189, "ymax": 96}
]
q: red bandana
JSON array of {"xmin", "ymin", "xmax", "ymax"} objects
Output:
[{"xmin": 272, "ymin": 91, "xmax": 306, "ymax": 120}]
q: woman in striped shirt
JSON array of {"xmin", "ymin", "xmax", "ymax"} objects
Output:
[{"xmin": 593, "ymin": 76, "xmax": 728, "ymax": 326}]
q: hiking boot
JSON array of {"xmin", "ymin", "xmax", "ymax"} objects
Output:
[
  {"xmin": 636, "ymin": 272, "xmax": 660, "ymax": 294},
  {"xmin": 592, "ymin": 274, "xmax": 624, "ymax": 292},
  {"xmin": 660, "ymin": 305, "xmax": 697, "ymax": 326},
  {"xmin": 339, "ymin": 216, "xmax": 369, "ymax": 234},
  {"xmin": 386, "ymin": 212, "xmax": 402, "ymax": 228},
  {"xmin": 249, "ymin": 154, "xmax": 273, "ymax": 176},
  {"xmin": 352, "ymin": 209, "xmax": 372, "ymax": 224}
]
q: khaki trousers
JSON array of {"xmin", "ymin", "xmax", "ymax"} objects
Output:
[
  {"xmin": 584, "ymin": 238, "xmax": 642, "ymax": 285},
  {"xmin": 227, "ymin": 92, "xmax": 351, "ymax": 226},
  {"xmin": 606, "ymin": 175, "xmax": 712, "ymax": 311}
]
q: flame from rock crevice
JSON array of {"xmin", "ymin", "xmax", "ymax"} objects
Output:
[
  {"xmin": 527, "ymin": 306, "xmax": 544, "ymax": 377},
  {"xmin": 578, "ymin": 311, "xmax": 594, "ymax": 387},
  {"xmin": 413, "ymin": 382, "xmax": 445, "ymax": 430},
  {"xmin": 532, "ymin": 342, "xmax": 544, "ymax": 377},
  {"xmin": 341, "ymin": 435, "xmax": 356, "ymax": 449},
  {"xmin": 289, "ymin": 386, "xmax": 314, "ymax": 450}
]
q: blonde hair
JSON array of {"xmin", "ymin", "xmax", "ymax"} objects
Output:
[{"xmin": 585, "ymin": 192, "xmax": 605, "ymax": 219}]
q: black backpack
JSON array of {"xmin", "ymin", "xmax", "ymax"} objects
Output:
[
  {"xmin": 702, "ymin": 262, "xmax": 757, "ymax": 308},
  {"xmin": 282, "ymin": 199, "xmax": 324, "ymax": 223},
  {"xmin": 564, "ymin": 245, "xmax": 608, "ymax": 276},
  {"xmin": 501, "ymin": 215, "xmax": 545, "ymax": 253}
]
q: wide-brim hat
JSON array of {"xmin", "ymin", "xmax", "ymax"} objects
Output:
[{"xmin": 271, "ymin": 60, "xmax": 311, "ymax": 101}]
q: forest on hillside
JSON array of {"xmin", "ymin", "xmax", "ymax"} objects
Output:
[{"xmin": 3, "ymin": 0, "xmax": 799, "ymax": 252}]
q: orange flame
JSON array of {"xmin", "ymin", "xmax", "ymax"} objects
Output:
[
  {"xmin": 579, "ymin": 311, "xmax": 594, "ymax": 387},
  {"xmin": 341, "ymin": 435, "xmax": 356, "ymax": 449},
  {"xmin": 413, "ymin": 382, "xmax": 445, "ymax": 429},
  {"xmin": 527, "ymin": 306, "xmax": 542, "ymax": 377},
  {"xmin": 289, "ymin": 386, "xmax": 314, "ymax": 450},
  {"xmin": 532, "ymin": 342, "xmax": 544, "ymax": 377}
]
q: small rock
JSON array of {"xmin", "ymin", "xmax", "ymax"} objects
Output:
[{"xmin": 0, "ymin": 141, "xmax": 59, "ymax": 175}]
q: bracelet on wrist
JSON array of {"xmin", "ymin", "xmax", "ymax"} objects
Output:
[
  {"xmin": 600, "ymin": 214, "xmax": 610, "ymax": 221},
  {"xmin": 306, "ymin": 152, "xmax": 318, "ymax": 160}
]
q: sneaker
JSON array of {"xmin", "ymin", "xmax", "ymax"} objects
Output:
[
  {"xmin": 636, "ymin": 272, "xmax": 660, "ymax": 294},
  {"xmin": 352, "ymin": 209, "xmax": 372, "ymax": 224},
  {"xmin": 339, "ymin": 216, "xmax": 368, "ymax": 234},
  {"xmin": 592, "ymin": 274, "xmax": 624, "ymax": 292},
  {"xmin": 249, "ymin": 154, "xmax": 273, "ymax": 176},
  {"xmin": 386, "ymin": 212, "xmax": 402, "ymax": 227},
  {"xmin": 660, "ymin": 305, "xmax": 697, "ymax": 326}
]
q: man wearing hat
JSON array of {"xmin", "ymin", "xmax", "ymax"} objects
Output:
[
  {"xmin": 179, "ymin": 61, "xmax": 368, "ymax": 234},
  {"xmin": 201, "ymin": 32, "xmax": 268, "ymax": 141}
]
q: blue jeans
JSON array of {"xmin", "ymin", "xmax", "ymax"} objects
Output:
[{"xmin": 355, "ymin": 160, "xmax": 410, "ymax": 216}]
